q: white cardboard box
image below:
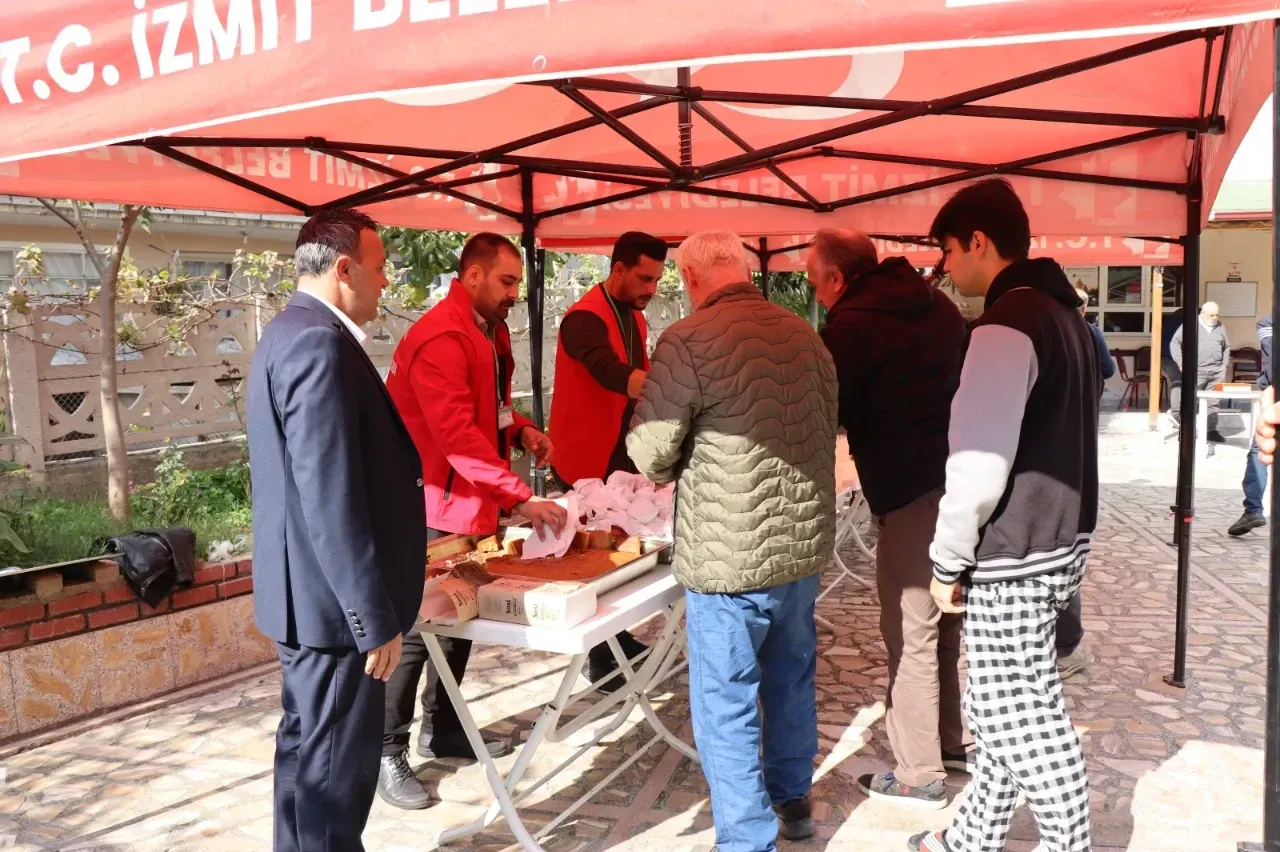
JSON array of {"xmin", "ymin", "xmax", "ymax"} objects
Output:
[{"xmin": 477, "ymin": 578, "xmax": 598, "ymax": 628}]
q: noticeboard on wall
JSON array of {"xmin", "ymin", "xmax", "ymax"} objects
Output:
[{"xmin": 1204, "ymin": 280, "xmax": 1258, "ymax": 317}]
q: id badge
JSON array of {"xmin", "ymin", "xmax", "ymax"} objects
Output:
[{"xmin": 498, "ymin": 405, "xmax": 515, "ymax": 430}]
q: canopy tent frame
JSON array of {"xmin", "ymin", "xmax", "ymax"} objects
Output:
[{"xmin": 85, "ymin": 23, "xmax": 1231, "ymax": 693}]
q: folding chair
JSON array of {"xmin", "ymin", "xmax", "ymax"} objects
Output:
[{"xmin": 815, "ymin": 487, "xmax": 877, "ymax": 631}]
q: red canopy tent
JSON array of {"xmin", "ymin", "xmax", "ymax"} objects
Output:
[{"xmin": 1, "ymin": 7, "xmax": 1279, "ymax": 837}]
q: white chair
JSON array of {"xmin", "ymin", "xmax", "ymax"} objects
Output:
[{"xmin": 815, "ymin": 487, "xmax": 877, "ymax": 631}]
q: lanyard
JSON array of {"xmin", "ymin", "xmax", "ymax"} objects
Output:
[{"xmin": 601, "ymin": 285, "xmax": 635, "ymax": 369}]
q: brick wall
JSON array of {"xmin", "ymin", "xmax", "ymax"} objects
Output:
[
  {"xmin": 0, "ymin": 556, "xmax": 273, "ymax": 743},
  {"xmin": 0, "ymin": 558, "xmax": 255, "ymax": 652}
]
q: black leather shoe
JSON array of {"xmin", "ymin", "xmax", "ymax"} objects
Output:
[
  {"xmin": 1229, "ymin": 512, "xmax": 1267, "ymax": 537},
  {"xmin": 418, "ymin": 730, "xmax": 510, "ymax": 761},
  {"xmin": 775, "ymin": 796, "xmax": 815, "ymax": 841},
  {"xmin": 584, "ymin": 631, "xmax": 650, "ymax": 694},
  {"xmin": 376, "ymin": 752, "xmax": 432, "ymax": 810}
]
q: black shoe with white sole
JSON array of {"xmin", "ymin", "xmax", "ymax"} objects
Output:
[
  {"xmin": 941, "ymin": 747, "xmax": 975, "ymax": 774},
  {"xmin": 418, "ymin": 730, "xmax": 510, "ymax": 762}
]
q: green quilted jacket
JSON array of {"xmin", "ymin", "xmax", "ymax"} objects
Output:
[{"xmin": 626, "ymin": 282, "xmax": 838, "ymax": 594}]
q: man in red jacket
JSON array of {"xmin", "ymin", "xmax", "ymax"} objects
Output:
[
  {"xmin": 549, "ymin": 231, "xmax": 668, "ymax": 690},
  {"xmin": 378, "ymin": 232, "xmax": 568, "ymax": 809}
]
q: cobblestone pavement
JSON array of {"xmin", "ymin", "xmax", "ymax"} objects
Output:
[{"xmin": 0, "ymin": 414, "xmax": 1272, "ymax": 851}]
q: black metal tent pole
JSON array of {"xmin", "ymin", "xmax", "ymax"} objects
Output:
[
  {"xmin": 520, "ymin": 169, "xmax": 548, "ymax": 496},
  {"xmin": 1240, "ymin": 25, "xmax": 1280, "ymax": 852},
  {"xmin": 759, "ymin": 238, "xmax": 771, "ymax": 299},
  {"xmin": 1166, "ymin": 188, "xmax": 1202, "ymax": 689},
  {"xmin": 1260, "ymin": 20, "xmax": 1280, "ymax": 851}
]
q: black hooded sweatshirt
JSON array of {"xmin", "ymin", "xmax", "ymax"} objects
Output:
[
  {"xmin": 930, "ymin": 258, "xmax": 1100, "ymax": 585},
  {"xmin": 820, "ymin": 257, "xmax": 968, "ymax": 516}
]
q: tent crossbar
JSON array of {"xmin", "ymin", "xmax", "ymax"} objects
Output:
[
  {"xmin": 537, "ymin": 77, "xmax": 1219, "ymax": 134},
  {"xmin": 696, "ymin": 27, "xmax": 1220, "ymax": 181},
  {"xmin": 1211, "ymin": 26, "xmax": 1234, "ymax": 119},
  {"xmin": 820, "ymin": 146, "xmax": 1187, "ymax": 194},
  {"xmin": 689, "ymin": 102, "xmax": 826, "ymax": 210},
  {"xmin": 362, "ymin": 168, "xmax": 524, "ymax": 207},
  {"xmin": 314, "ymin": 149, "xmax": 521, "ymax": 220},
  {"xmin": 829, "ymin": 127, "xmax": 1177, "ymax": 209},
  {"xmin": 536, "ymin": 178, "xmax": 814, "ymax": 222},
  {"xmin": 144, "ymin": 143, "xmax": 312, "ymax": 214},
  {"xmin": 321, "ymin": 95, "xmax": 677, "ymax": 209},
  {"xmin": 556, "ymin": 86, "xmax": 684, "ymax": 175}
]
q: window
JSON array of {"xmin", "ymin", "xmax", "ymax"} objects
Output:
[
  {"xmin": 1063, "ymin": 264, "xmax": 1184, "ymax": 337},
  {"xmin": 0, "ymin": 248, "xmax": 98, "ymax": 297}
]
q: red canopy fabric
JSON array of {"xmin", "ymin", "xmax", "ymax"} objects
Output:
[{"xmin": 0, "ymin": 1, "xmax": 1274, "ymax": 243}]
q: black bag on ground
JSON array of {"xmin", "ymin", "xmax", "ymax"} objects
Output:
[{"xmin": 107, "ymin": 527, "xmax": 198, "ymax": 607}]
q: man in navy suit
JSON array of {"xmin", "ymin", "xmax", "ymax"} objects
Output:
[{"xmin": 249, "ymin": 208, "xmax": 426, "ymax": 852}]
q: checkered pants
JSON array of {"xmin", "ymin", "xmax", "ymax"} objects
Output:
[{"xmin": 942, "ymin": 559, "xmax": 1090, "ymax": 852}]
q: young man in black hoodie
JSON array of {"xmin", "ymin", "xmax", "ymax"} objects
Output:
[
  {"xmin": 910, "ymin": 179, "xmax": 1099, "ymax": 852},
  {"xmin": 811, "ymin": 229, "xmax": 973, "ymax": 811}
]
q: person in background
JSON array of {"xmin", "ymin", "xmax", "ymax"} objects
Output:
[
  {"xmin": 1229, "ymin": 315, "xmax": 1273, "ymax": 536},
  {"xmin": 249, "ymin": 209, "xmax": 426, "ymax": 852},
  {"xmin": 1162, "ymin": 306, "xmax": 1184, "ymax": 415},
  {"xmin": 1051, "ymin": 286, "xmax": 1115, "ymax": 683},
  {"xmin": 1076, "ymin": 286, "xmax": 1116, "ymax": 387},
  {"xmin": 549, "ymin": 231, "xmax": 669, "ymax": 691},
  {"xmin": 911, "ymin": 179, "xmax": 1098, "ymax": 852},
  {"xmin": 377, "ymin": 233, "xmax": 568, "ymax": 810},
  {"xmin": 809, "ymin": 228, "xmax": 973, "ymax": 811},
  {"xmin": 1169, "ymin": 302, "xmax": 1230, "ymax": 442},
  {"xmin": 628, "ymin": 230, "xmax": 837, "ymax": 852}
]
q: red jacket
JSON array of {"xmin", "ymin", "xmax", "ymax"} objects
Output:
[
  {"xmin": 386, "ymin": 284, "xmax": 535, "ymax": 534},
  {"xmin": 549, "ymin": 285, "xmax": 649, "ymax": 486}
]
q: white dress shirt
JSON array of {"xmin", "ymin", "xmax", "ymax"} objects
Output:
[{"xmin": 307, "ymin": 291, "xmax": 368, "ymax": 344}]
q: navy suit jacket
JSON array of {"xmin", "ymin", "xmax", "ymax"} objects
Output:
[{"xmin": 248, "ymin": 292, "xmax": 426, "ymax": 653}]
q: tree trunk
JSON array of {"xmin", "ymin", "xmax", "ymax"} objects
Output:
[
  {"xmin": 38, "ymin": 200, "xmax": 141, "ymax": 526},
  {"xmin": 99, "ymin": 208, "xmax": 141, "ymax": 526}
]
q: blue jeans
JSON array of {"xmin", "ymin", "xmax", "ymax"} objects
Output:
[
  {"xmin": 685, "ymin": 574, "xmax": 820, "ymax": 852},
  {"xmin": 1245, "ymin": 438, "xmax": 1270, "ymax": 515}
]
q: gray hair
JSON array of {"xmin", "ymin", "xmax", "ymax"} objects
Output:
[
  {"xmin": 295, "ymin": 208, "xmax": 380, "ymax": 278},
  {"xmin": 810, "ymin": 229, "xmax": 878, "ymax": 283},
  {"xmin": 676, "ymin": 231, "xmax": 750, "ymax": 281}
]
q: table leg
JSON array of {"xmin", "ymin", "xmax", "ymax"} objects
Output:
[
  {"xmin": 606, "ymin": 601, "xmax": 700, "ymax": 764},
  {"xmin": 424, "ymin": 632, "xmax": 584, "ymax": 850},
  {"xmin": 1197, "ymin": 397, "xmax": 1209, "ymax": 457}
]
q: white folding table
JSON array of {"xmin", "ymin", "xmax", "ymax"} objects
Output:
[
  {"xmin": 1196, "ymin": 388, "xmax": 1263, "ymax": 458},
  {"xmin": 417, "ymin": 566, "xmax": 698, "ymax": 851},
  {"xmin": 815, "ymin": 487, "xmax": 877, "ymax": 631}
]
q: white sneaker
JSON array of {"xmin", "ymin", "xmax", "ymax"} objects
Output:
[{"xmin": 1058, "ymin": 643, "xmax": 1092, "ymax": 681}]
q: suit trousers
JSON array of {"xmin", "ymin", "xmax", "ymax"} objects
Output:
[
  {"xmin": 274, "ymin": 642, "xmax": 385, "ymax": 852},
  {"xmin": 382, "ymin": 526, "xmax": 471, "ymax": 755},
  {"xmin": 875, "ymin": 489, "xmax": 972, "ymax": 787}
]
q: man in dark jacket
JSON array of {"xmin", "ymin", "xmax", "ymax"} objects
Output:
[
  {"xmin": 248, "ymin": 209, "xmax": 427, "ymax": 852},
  {"xmin": 811, "ymin": 229, "xmax": 973, "ymax": 811},
  {"xmin": 909, "ymin": 179, "xmax": 1098, "ymax": 852},
  {"xmin": 1229, "ymin": 315, "xmax": 1273, "ymax": 536},
  {"xmin": 1170, "ymin": 302, "xmax": 1231, "ymax": 440}
]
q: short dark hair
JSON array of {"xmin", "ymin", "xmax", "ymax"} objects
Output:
[
  {"xmin": 295, "ymin": 208, "xmax": 379, "ymax": 277},
  {"xmin": 928, "ymin": 178, "xmax": 1031, "ymax": 261},
  {"xmin": 458, "ymin": 232, "xmax": 521, "ymax": 277},
  {"xmin": 610, "ymin": 231, "xmax": 669, "ymax": 270}
]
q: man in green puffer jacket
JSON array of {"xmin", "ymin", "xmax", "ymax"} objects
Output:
[{"xmin": 627, "ymin": 230, "xmax": 837, "ymax": 852}]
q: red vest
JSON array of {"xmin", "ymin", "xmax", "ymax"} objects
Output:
[
  {"xmin": 386, "ymin": 284, "xmax": 529, "ymax": 534},
  {"xmin": 549, "ymin": 285, "xmax": 650, "ymax": 487}
]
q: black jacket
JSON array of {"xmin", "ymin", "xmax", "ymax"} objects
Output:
[
  {"xmin": 821, "ymin": 257, "xmax": 968, "ymax": 516},
  {"xmin": 931, "ymin": 259, "xmax": 1100, "ymax": 584},
  {"xmin": 248, "ymin": 293, "xmax": 427, "ymax": 653}
]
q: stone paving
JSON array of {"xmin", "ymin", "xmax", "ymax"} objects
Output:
[{"xmin": 0, "ymin": 413, "xmax": 1273, "ymax": 851}]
